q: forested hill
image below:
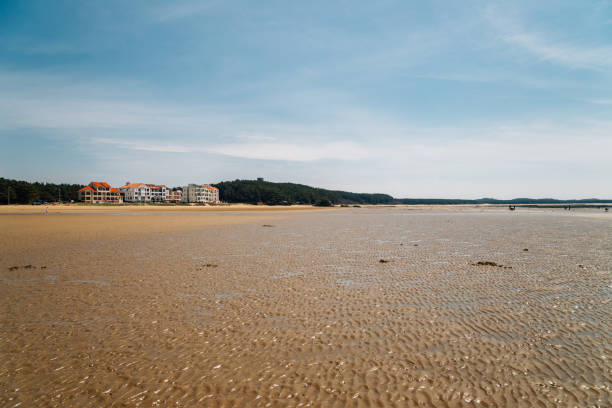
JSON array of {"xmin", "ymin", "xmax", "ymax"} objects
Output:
[
  {"xmin": 214, "ymin": 181, "xmax": 612, "ymax": 205},
  {"xmin": 213, "ymin": 180, "xmax": 394, "ymax": 205}
]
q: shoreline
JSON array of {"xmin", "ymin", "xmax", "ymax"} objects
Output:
[
  {"xmin": 1, "ymin": 202, "xmax": 610, "ymax": 216},
  {"xmin": 0, "ymin": 203, "xmax": 340, "ymax": 214}
]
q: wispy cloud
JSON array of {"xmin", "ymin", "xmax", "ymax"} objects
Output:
[
  {"xmin": 205, "ymin": 141, "xmax": 369, "ymax": 162},
  {"xmin": 93, "ymin": 137, "xmax": 371, "ymax": 162},
  {"xmin": 2, "ymin": 32, "xmax": 612, "ymax": 196},
  {"xmin": 87, "ymin": 119, "xmax": 612, "ymax": 167},
  {"xmin": 485, "ymin": 6, "xmax": 612, "ymax": 71},
  {"xmin": 91, "ymin": 138, "xmax": 194, "ymax": 153},
  {"xmin": 2, "ymin": 68, "xmax": 611, "ymax": 168},
  {"xmin": 505, "ymin": 32, "xmax": 612, "ymax": 71},
  {"xmin": 409, "ymin": 72, "xmax": 497, "ymax": 84}
]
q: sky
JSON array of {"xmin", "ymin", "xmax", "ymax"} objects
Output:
[{"xmin": 1, "ymin": 0, "xmax": 611, "ymax": 199}]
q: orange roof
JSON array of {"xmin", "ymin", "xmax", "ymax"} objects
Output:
[
  {"xmin": 90, "ymin": 181, "xmax": 111, "ymax": 188},
  {"xmin": 78, "ymin": 186, "xmax": 94, "ymax": 192},
  {"xmin": 121, "ymin": 183, "xmax": 145, "ymax": 188},
  {"xmin": 110, "ymin": 188, "xmax": 120, "ymax": 193}
]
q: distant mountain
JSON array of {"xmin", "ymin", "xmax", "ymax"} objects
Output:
[{"xmin": 213, "ymin": 179, "xmax": 394, "ymax": 205}]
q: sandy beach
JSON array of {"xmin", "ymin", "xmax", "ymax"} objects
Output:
[
  {"xmin": 0, "ymin": 206, "xmax": 610, "ymax": 407},
  {"xmin": 0, "ymin": 203, "xmax": 335, "ymax": 214}
]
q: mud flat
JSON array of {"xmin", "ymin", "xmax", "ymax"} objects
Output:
[{"xmin": 0, "ymin": 207, "xmax": 610, "ymax": 407}]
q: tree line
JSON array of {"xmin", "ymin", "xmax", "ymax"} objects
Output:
[
  {"xmin": 0, "ymin": 178, "xmax": 394, "ymax": 205},
  {"xmin": 1, "ymin": 177, "xmax": 609, "ymax": 206},
  {"xmin": 0, "ymin": 178, "xmax": 84, "ymax": 204}
]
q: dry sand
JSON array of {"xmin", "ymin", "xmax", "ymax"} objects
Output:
[{"xmin": 0, "ymin": 206, "xmax": 610, "ymax": 407}]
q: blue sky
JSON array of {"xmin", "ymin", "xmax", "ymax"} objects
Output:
[{"xmin": 1, "ymin": 0, "xmax": 611, "ymax": 198}]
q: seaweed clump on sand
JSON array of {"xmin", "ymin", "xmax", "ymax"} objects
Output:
[
  {"xmin": 196, "ymin": 264, "xmax": 218, "ymax": 271},
  {"xmin": 8, "ymin": 265, "xmax": 43, "ymax": 271},
  {"xmin": 471, "ymin": 261, "xmax": 512, "ymax": 269}
]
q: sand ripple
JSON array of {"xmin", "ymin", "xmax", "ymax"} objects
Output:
[{"xmin": 1, "ymin": 209, "xmax": 610, "ymax": 406}]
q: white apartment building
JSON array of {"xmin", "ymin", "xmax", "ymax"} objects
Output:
[
  {"xmin": 167, "ymin": 189, "xmax": 183, "ymax": 202},
  {"xmin": 119, "ymin": 182, "xmax": 152, "ymax": 203},
  {"xmin": 203, "ymin": 184, "xmax": 219, "ymax": 203},
  {"xmin": 181, "ymin": 184, "xmax": 220, "ymax": 203},
  {"xmin": 146, "ymin": 184, "xmax": 168, "ymax": 202},
  {"xmin": 78, "ymin": 182, "xmax": 123, "ymax": 204}
]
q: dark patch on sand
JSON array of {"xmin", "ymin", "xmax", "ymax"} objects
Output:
[{"xmin": 471, "ymin": 261, "xmax": 512, "ymax": 269}]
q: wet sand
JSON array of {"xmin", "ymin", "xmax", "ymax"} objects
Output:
[
  {"xmin": 1, "ymin": 207, "xmax": 610, "ymax": 407},
  {"xmin": 0, "ymin": 203, "xmax": 331, "ymax": 215}
]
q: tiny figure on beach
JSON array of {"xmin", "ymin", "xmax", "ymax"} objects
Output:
[
  {"xmin": 45, "ymin": 206, "xmax": 49, "ymax": 215},
  {"xmin": 508, "ymin": 205, "xmax": 515, "ymax": 211}
]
